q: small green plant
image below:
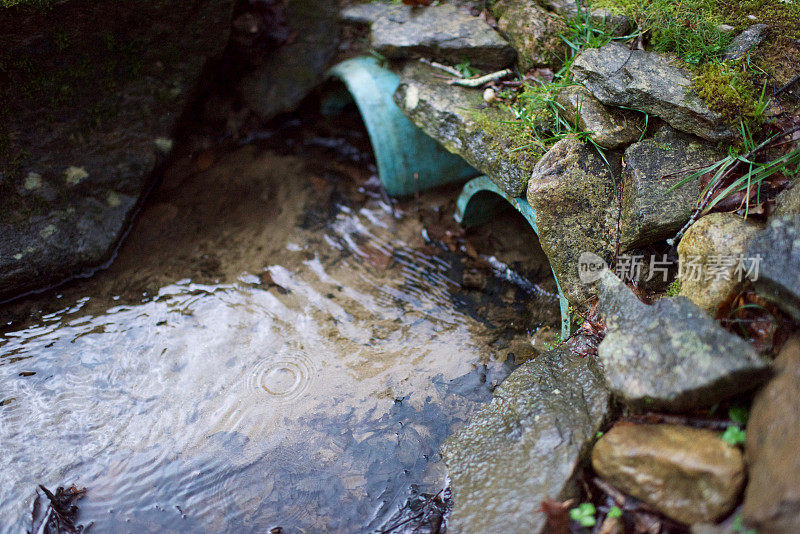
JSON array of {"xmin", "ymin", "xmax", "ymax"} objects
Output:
[
  {"xmin": 455, "ymin": 60, "xmax": 480, "ymax": 78},
  {"xmin": 607, "ymin": 506, "xmax": 623, "ymax": 519},
  {"xmin": 729, "ymin": 405, "xmax": 749, "ymax": 426},
  {"xmin": 543, "ymin": 333, "xmax": 564, "ymax": 352},
  {"xmin": 721, "ymin": 425, "xmax": 746, "ymax": 446},
  {"xmin": 732, "ymin": 513, "xmax": 757, "ymax": 534},
  {"xmin": 570, "ymin": 502, "xmax": 597, "ymax": 527},
  {"xmin": 666, "ymin": 279, "xmax": 681, "ymax": 296}
]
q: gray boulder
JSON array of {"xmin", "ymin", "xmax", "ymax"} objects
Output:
[
  {"xmin": 526, "ymin": 138, "xmax": 620, "ymax": 305},
  {"xmin": 596, "ymin": 269, "xmax": 770, "ymax": 411},
  {"xmin": 619, "ymin": 125, "xmax": 723, "ymax": 250},
  {"xmin": 0, "ymin": 0, "xmax": 233, "ymax": 301},
  {"xmin": 394, "ymin": 62, "xmax": 542, "ymax": 197},
  {"xmin": 572, "ymin": 43, "xmax": 734, "ymax": 142},
  {"xmin": 746, "ymin": 215, "xmax": 800, "ymax": 321},
  {"xmin": 240, "ymin": 0, "xmax": 340, "ymax": 121},
  {"xmin": 342, "ymin": 3, "xmax": 515, "ymax": 69},
  {"xmin": 443, "ymin": 340, "xmax": 610, "ymax": 533},
  {"xmin": 555, "ymin": 85, "xmax": 644, "ymax": 149},
  {"xmin": 724, "ymin": 24, "xmax": 768, "ymax": 61},
  {"xmin": 490, "ymin": 0, "xmax": 567, "ymax": 71}
]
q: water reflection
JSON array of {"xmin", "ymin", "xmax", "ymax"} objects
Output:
[{"xmin": 0, "ymin": 147, "xmax": 557, "ymax": 532}]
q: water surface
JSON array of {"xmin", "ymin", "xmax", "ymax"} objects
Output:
[{"xmin": 0, "ymin": 139, "xmax": 558, "ymax": 532}]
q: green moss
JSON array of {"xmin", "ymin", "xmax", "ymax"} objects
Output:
[
  {"xmin": 468, "ymin": 107, "xmax": 545, "ymax": 169},
  {"xmin": 693, "ymin": 62, "xmax": 758, "ymax": 124}
]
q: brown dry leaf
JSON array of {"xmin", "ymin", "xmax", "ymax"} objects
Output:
[{"xmin": 539, "ymin": 498, "xmax": 571, "ymax": 534}]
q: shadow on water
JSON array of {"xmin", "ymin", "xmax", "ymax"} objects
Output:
[{"xmin": 0, "ymin": 109, "xmax": 559, "ymax": 533}]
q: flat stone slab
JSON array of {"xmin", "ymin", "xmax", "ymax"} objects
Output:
[
  {"xmin": 572, "ymin": 43, "xmax": 734, "ymax": 142},
  {"xmin": 394, "ymin": 62, "xmax": 540, "ymax": 197},
  {"xmin": 443, "ymin": 340, "xmax": 610, "ymax": 533},
  {"xmin": 746, "ymin": 214, "xmax": 800, "ymax": 321},
  {"xmin": 342, "ymin": 3, "xmax": 515, "ymax": 69},
  {"xmin": 596, "ymin": 269, "xmax": 770, "ymax": 411}
]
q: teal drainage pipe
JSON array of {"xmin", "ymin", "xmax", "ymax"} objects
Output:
[
  {"xmin": 455, "ymin": 176, "xmax": 573, "ymax": 339},
  {"xmin": 326, "ymin": 56, "xmax": 480, "ymax": 197}
]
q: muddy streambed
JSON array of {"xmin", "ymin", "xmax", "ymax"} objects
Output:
[{"xmin": 0, "ymin": 116, "xmax": 559, "ymax": 532}]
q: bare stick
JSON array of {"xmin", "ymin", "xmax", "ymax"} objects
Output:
[
  {"xmin": 418, "ymin": 58, "xmax": 463, "ymax": 78},
  {"xmin": 449, "ymin": 69, "xmax": 513, "ymax": 87}
]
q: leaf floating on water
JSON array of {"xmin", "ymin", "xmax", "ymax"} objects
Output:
[{"xmin": 30, "ymin": 485, "xmax": 88, "ymax": 534}]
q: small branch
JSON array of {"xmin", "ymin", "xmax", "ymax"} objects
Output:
[
  {"xmin": 774, "ymin": 72, "xmax": 800, "ymax": 97},
  {"xmin": 418, "ymin": 58, "xmax": 463, "ymax": 78},
  {"xmin": 449, "ymin": 69, "xmax": 513, "ymax": 87}
]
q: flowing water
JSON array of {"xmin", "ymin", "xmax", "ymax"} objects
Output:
[{"xmin": 0, "ymin": 116, "xmax": 559, "ymax": 532}]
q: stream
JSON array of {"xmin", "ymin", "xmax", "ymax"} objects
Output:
[{"xmin": 0, "ymin": 115, "xmax": 559, "ymax": 532}]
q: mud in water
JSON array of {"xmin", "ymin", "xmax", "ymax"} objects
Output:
[{"xmin": 0, "ymin": 113, "xmax": 559, "ymax": 532}]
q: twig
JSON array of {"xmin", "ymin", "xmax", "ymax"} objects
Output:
[
  {"xmin": 669, "ymin": 124, "xmax": 800, "ymax": 244},
  {"xmin": 774, "ymin": 72, "xmax": 800, "ymax": 97},
  {"xmin": 622, "ymin": 412, "xmax": 731, "ymax": 430},
  {"xmin": 418, "ymin": 58, "xmax": 463, "ymax": 78},
  {"xmin": 449, "ymin": 69, "xmax": 513, "ymax": 87}
]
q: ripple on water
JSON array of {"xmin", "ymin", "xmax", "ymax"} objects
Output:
[{"xmin": 247, "ymin": 355, "xmax": 314, "ymax": 402}]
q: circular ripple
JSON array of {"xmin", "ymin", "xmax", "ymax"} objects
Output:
[{"xmin": 248, "ymin": 356, "xmax": 313, "ymax": 401}]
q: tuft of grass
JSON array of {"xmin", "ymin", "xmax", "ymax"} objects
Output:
[
  {"xmin": 670, "ymin": 120, "xmax": 800, "ymax": 224},
  {"xmin": 592, "ymin": 0, "xmax": 732, "ymax": 66},
  {"xmin": 504, "ymin": 6, "xmax": 636, "ymax": 159}
]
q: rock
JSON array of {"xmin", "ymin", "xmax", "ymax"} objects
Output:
[
  {"xmin": 619, "ymin": 126, "xmax": 723, "ymax": 250},
  {"xmin": 394, "ymin": 62, "xmax": 541, "ymax": 197},
  {"xmin": 774, "ymin": 184, "xmax": 800, "ymax": 216},
  {"xmin": 540, "ymin": 0, "xmax": 632, "ymax": 36},
  {"xmin": 746, "ymin": 215, "xmax": 800, "ymax": 321},
  {"xmin": 443, "ymin": 341, "xmax": 610, "ymax": 533},
  {"xmin": 342, "ymin": 3, "xmax": 515, "ymax": 69},
  {"xmin": 490, "ymin": 0, "xmax": 567, "ymax": 71},
  {"xmin": 724, "ymin": 24, "xmax": 768, "ymax": 61},
  {"xmin": 595, "ymin": 269, "xmax": 770, "ymax": 411},
  {"xmin": 572, "ymin": 43, "xmax": 734, "ymax": 142},
  {"xmin": 742, "ymin": 336, "xmax": 800, "ymax": 533},
  {"xmin": 555, "ymin": 85, "xmax": 644, "ymax": 149},
  {"xmin": 592, "ymin": 424, "xmax": 745, "ymax": 524},
  {"xmin": 677, "ymin": 213, "xmax": 762, "ymax": 315},
  {"xmin": 0, "ymin": 0, "xmax": 233, "ymax": 300},
  {"xmin": 239, "ymin": 0, "xmax": 340, "ymax": 121},
  {"xmin": 526, "ymin": 138, "xmax": 621, "ymax": 305},
  {"xmin": 339, "ymin": 2, "xmax": 390, "ymax": 25}
]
